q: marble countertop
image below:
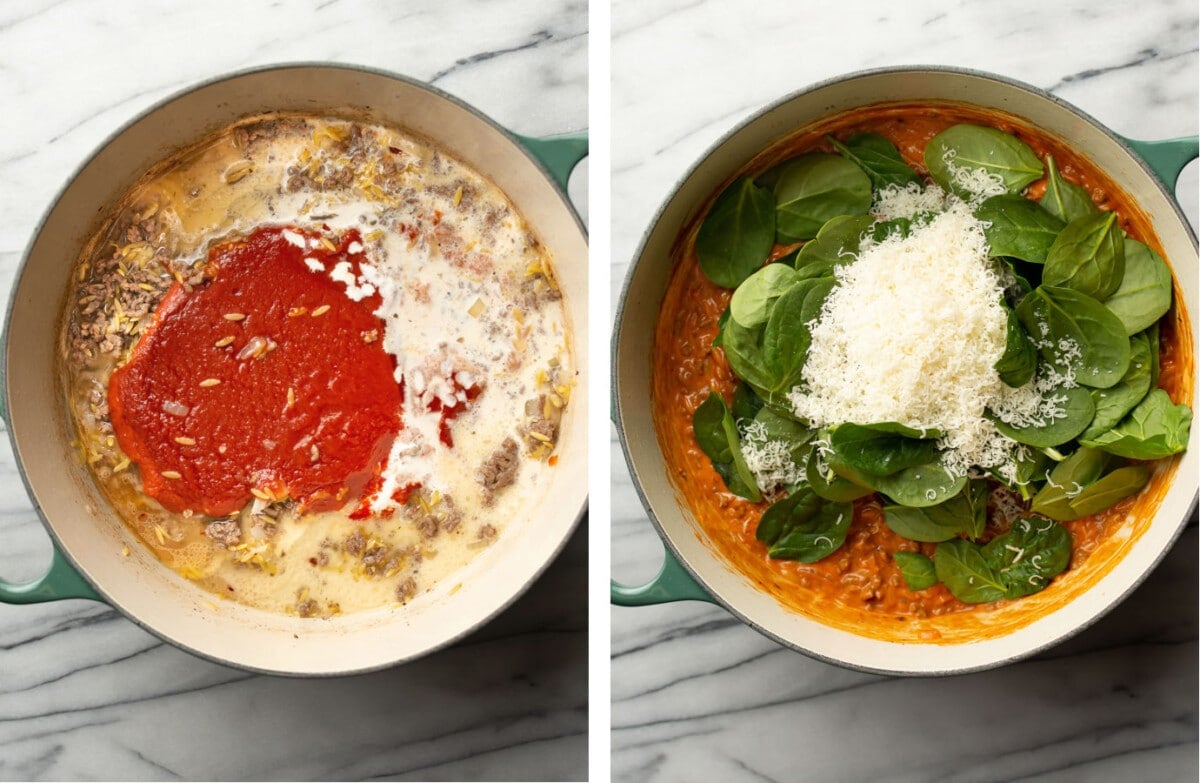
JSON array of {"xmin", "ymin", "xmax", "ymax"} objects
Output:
[
  {"xmin": 0, "ymin": 1, "xmax": 587, "ymax": 781},
  {"xmin": 610, "ymin": 1, "xmax": 1198, "ymax": 781}
]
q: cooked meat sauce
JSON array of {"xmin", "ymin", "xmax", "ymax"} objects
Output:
[
  {"xmin": 653, "ymin": 104, "xmax": 1192, "ymax": 642},
  {"xmin": 62, "ymin": 115, "xmax": 575, "ymax": 617}
]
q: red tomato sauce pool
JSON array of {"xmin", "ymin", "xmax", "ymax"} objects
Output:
[{"xmin": 109, "ymin": 225, "xmax": 401, "ymax": 517}]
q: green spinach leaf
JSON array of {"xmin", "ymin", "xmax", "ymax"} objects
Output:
[
  {"xmin": 924, "ymin": 124, "xmax": 1043, "ymax": 197},
  {"xmin": 991, "ymin": 384, "xmax": 1095, "ymax": 448},
  {"xmin": 805, "ymin": 448, "xmax": 874, "ymax": 502},
  {"xmin": 1030, "ymin": 447, "xmax": 1113, "ymax": 520},
  {"xmin": 1067, "ymin": 465, "xmax": 1150, "ymax": 517},
  {"xmin": 1104, "ymin": 237, "xmax": 1173, "ymax": 335},
  {"xmin": 934, "ymin": 539, "xmax": 1007, "ymax": 604},
  {"xmin": 827, "ymin": 133, "xmax": 921, "ymax": 190},
  {"xmin": 1016, "ymin": 285, "xmax": 1131, "ymax": 389},
  {"xmin": 1039, "ymin": 154, "xmax": 1100, "ymax": 224},
  {"xmin": 894, "ymin": 551, "xmax": 938, "ymax": 591},
  {"xmin": 1079, "ymin": 389, "xmax": 1192, "ymax": 460},
  {"xmin": 773, "ymin": 153, "xmax": 873, "ymax": 243},
  {"xmin": 756, "ymin": 488, "xmax": 852, "ymax": 563},
  {"xmin": 731, "ymin": 382, "xmax": 765, "ymax": 424},
  {"xmin": 729, "ymin": 262, "xmax": 800, "ymax": 328},
  {"xmin": 696, "ymin": 177, "xmax": 776, "ymax": 288},
  {"xmin": 1080, "ymin": 333, "xmax": 1152, "ymax": 441},
  {"xmin": 884, "ymin": 479, "xmax": 988, "ymax": 542},
  {"xmin": 975, "ymin": 193, "xmax": 1065, "ymax": 263},
  {"xmin": 692, "ymin": 392, "xmax": 762, "ymax": 501},
  {"xmin": 1042, "ymin": 212, "xmax": 1125, "ymax": 300},
  {"xmin": 995, "ymin": 304, "xmax": 1038, "ymax": 387},
  {"xmin": 829, "ymin": 422, "xmax": 941, "ymax": 477},
  {"xmin": 762, "ymin": 278, "xmax": 833, "ymax": 389},
  {"xmin": 872, "ymin": 463, "xmax": 967, "ymax": 508},
  {"xmin": 794, "ymin": 214, "xmax": 873, "ymax": 275},
  {"xmin": 982, "ymin": 517, "xmax": 1072, "ymax": 598}
]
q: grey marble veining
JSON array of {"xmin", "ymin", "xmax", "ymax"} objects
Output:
[
  {"xmin": 610, "ymin": 1, "xmax": 1198, "ymax": 781},
  {"xmin": 0, "ymin": 1, "xmax": 587, "ymax": 781}
]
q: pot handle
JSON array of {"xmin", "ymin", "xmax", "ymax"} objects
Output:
[
  {"xmin": 515, "ymin": 132, "xmax": 588, "ymax": 193},
  {"xmin": 611, "ymin": 543, "xmax": 716, "ymax": 606},
  {"xmin": 0, "ymin": 545, "xmax": 102, "ymax": 603},
  {"xmin": 1120, "ymin": 135, "xmax": 1198, "ymax": 190}
]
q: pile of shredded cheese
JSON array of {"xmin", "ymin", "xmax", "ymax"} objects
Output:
[{"xmin": 785, "ymin": 185, "xmax": 1070, "ymax": 484}]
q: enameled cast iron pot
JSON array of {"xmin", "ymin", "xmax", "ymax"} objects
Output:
[
  {"xmin": 612, "ymin": 66, "xmax": 1198, "ymax": 675},
  {"xmin": 0, "ymin": 64, "xmax": 589, "ymax": 676}
]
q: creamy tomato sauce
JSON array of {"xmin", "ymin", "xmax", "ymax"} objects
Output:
[
  {"xmin": 62, "ymin": 115, "xmax": 575, "ymax": 618},
  {"xmin": 653, "ymin": 103, "xmax": 1192, "ymax": 641}
]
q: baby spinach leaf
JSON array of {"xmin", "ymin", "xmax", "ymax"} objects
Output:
[
  {"xmin": 720, "ymin": 317, "xmax": 771, "ymax": 389},
  {"xmin": 757, "ymin": 488, "xmax": 852, "ymax": 563},
  {"xmin": 868, "ymin": 213, "xmax": 936, "ymax": 243},
  {"xmin": 1067, "ymin": 465, "xmax": 1150, "ymax": 517},
  {"xmin": 755, "ymin": 487, "xmax": 821, "ymax": 545},
  {"xmin": 975, "ymin": 194, "xmax": 1065, "ymax": 263},
  {"xmin": 995, "ymin": 305, "xmax": 1038, "ymax": 387},
  {"xmin": 1031, "ymin": 446, "xmax": 1113, "ymax": 520},
  {"xmin": 982, "ymin": 517, "xmax": 1071, "ymax": 599},
  {"xmin": 805, "ymin": 449, "xmax": 873, "ymax": 502},
  {"xmin": 1104, "ymin": 237, "xmax": 1173, "ymax": 335},
  {"xmin": 696, "ymin": 178, "xmax": 776, "ymax": 289},
  {"xmin": 1016, "ymin": 286, "xmax": 1131, "ymax": 389},
  {"xmin": 773, "ymin": 153, "xmax": 873, "ymax": 243},
  {"xmin": 1080, "ymin": 333, "xmax": 1152, "ymax": 441},
  {"xmin": 1042, "ymin": 212, "xmax": 1125, "ymax": 300},
  {"xmin": 884, "ymin": 479, "xmax": 988, "ymax": 542},
  {"xmin": 829, "ymin": 422, "xmax": 941, "ymax": 477},
  {"xmin": 712, "ymin": 306, "xmax": 730, "ymax": 347},
  {"xmin": 991, "ymin": 384, "xmax": 1095, "ymax": 448},
  {"xmin": 692, "ymin": 392, "xmax": 762, "ymax": 501},
  {"xmin": 730, "ymin": 263, "xmax": 800, "ymax": 328},
  {"xmin": 872, "ymin": 463, "xmax": 967, "ymax": 508},
  {"xmin": 794, "ymin": 214, "xmax": 873, "ymax": 273},
  {"xmin": 748, "ymin": 407, "xmax": 814, "ymax": 481},
  {"xmin": 731, "ymin": 382, "xmax": 765, "ymax": 424},
  {"xmin": 894, "ymin": 551, "xmax": 938, "ymax": 591},
  {"xmin": 924, "ymin": 124, "xmax": 1043, "ymax": 197},
  {"xmin": 826, "ymin": 133, "xmax": 921, "ymax": 190},
  {"xmin": 1079, "ymin": 389, "xmax": 1192, "ymax": 460},
  {"xmin": 762, "ymin": 278, "xmax": 832, "ymax": 389},
  {"xmin": 1011, "ymin": 446, "xmax": 1051, "ymax": 499},
  {"xmin": 935, "ymin": 539, "xmax": 1007, "ymax": 604},
  {"xmin": 1039, "ymin": 154, "xmax": 1100, "ymax": 224}
]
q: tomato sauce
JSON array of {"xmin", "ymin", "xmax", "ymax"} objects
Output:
[
  {"xmin": 652, "ymin": 103, "xmax": 1193, "ymax": 640},
  {"xmin": 109, "ymin": 226, "xmax": 401, "ymax": 517}
]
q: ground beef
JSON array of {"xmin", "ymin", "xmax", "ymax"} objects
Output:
[
  {"xmin": 233, "ymin": 117, "xmax": 307, "ymax": 151},
  {"xmin": 404, "ymin": 490, "xmax": 462, "ymax": 539},
  {"xmin": 395, "ymin": 577, "xmax": 416, "ymax": 603},
  {"xmin": 69, "ymin": 217, "xmax": 174, "ymax": 367},
  {"xmin": 204, "ymin": 519, "xmax": 242, "ymax": 548},
  {"xmin": 477, "ymin": 524, "xmax": 497, "ymax": 541},
  {"xmin": 360, "ymin": 542, "xmax": 399, "ymax": 576},
  {"xmin": 478, "ymin": 437, "xmax": 520, "ymax": 503},
  {"xmin": 528, "ymin": 416, "xmax": 559, "ymax": 444},
  {"xmin": 344, "ymin": 530, "xmax": 366, "ymax": 558},
  {"xmin": 296, "ymin": 598, "xmax": 318, "ymax": 618}
]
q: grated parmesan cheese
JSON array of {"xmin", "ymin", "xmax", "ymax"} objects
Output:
[
  {"xmin": 739, "ymin": 419, "xmax": 804, "ymax": 493},
  {"xmin": 787, "ymin": 198, "xmax": 1054, "ymax": 479}
]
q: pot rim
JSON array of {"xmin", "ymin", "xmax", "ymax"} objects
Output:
[
  {"xmin": 613, "ymin": 64, "xmax": 1198, "ymax": 676},
  {"xmin": 4, "ymin": 61, "xmax": 588, "ymax": 677}
]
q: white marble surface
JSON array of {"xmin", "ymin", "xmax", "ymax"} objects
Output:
[
  {"xmin": 611, "ymin": 1, "xmax": 1198, "ymax": 781},
  {"xmin": 0, "ymin": 1, "xmax": 587, "ymax": 780}
]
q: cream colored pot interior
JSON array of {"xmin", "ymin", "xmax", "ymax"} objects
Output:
[
  {"xmin": 616, "ymin": 69, "xmax": 1197, "ymax": 674},
  {"xmin": 8, "ymin": 66, "xmax": 588, "ymax": 675}
]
